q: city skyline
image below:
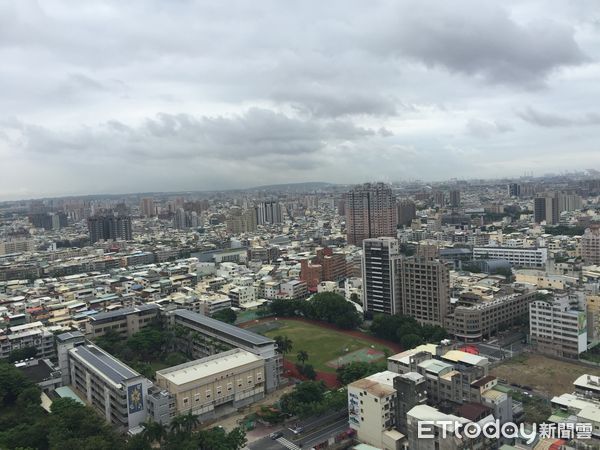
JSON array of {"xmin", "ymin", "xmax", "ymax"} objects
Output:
[{"xmin": 2, "ymin": 1, "xmax": 600, "ymax": 200}]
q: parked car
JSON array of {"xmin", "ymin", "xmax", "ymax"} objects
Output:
[{"xmin": 270, "ymin": 431, "xmax": 283, "ymax": 440}]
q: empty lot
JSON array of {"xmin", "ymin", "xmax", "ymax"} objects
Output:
[{"xmin": 491, "ymin": 353, "xmax": 600, "ymax": 396}]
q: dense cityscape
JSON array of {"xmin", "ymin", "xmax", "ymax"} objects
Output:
[
  {"xmin": 0, "ymin": 174, "xmax": 600, "ymax": 449},
  {"xmin": 3, "ymin": 1, "xmax": 600, "ymax": 449}
]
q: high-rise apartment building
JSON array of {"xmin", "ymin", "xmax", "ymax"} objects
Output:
[
  {"xmin": 346, "ymin": 183, "xmax": 397, "ymax": 246},
  {"xmin": 557, "ymin": 193, "xmax": 583, "ymax": 212},
  {"xmin": 582, "ymin": 227, "xmax": 600, "ymax": 265},
  {"xmin": 397, "ymin": 199, "xmax": 416, "ymax": 227},
  {"xmin": 87, "ymin": 214, "xmax": 133, "ymax": 243},
  {"xmin": 398, "ymin": 255, "xmax": 451, "ymax": 326},
  {"xmin": 432, "ymin": 191, "xmax": 445, "ymax": 207},
  {"xmin": 507, "ymin": 183, "xmax": 521, "ymax": 197},
  {"xmin": 256, "ymin": 201, "xmax": 283, "ymax": 225},
  {"xmin": 140, "ymin": 197, "xmax": 156, "ymax": 217},
  {"xmin": 174, "ymin": 208, "xmax": 200, "ymax": 230},
  {"xmin": 226, "ymin": 207, "xmax": 258, "ymax": 234},
  {"xmin": 362, "ymin": 237, "xmax": 400, "ymax": 316},
  {"xmin": 534, "ymin": 194, "xmax": 559, "ymax": 224},
  {"xmin": 449, "ymin": 189, "xmax": 461, "ymax": 207}
]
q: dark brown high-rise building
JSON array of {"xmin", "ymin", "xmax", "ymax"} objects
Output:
[
  {"xmin": 397, "ymin": 199, "xmax": 416, "ymax": 227},
  {"xmin": 88, "ymin": 214, "xmax": 133, "ymax": 243},
  {"xmin": 345, "ymin": 183, "xmax": 397, "ymax": 246}
]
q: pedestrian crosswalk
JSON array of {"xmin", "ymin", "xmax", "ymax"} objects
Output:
[{"xmin": 276, "ymin": 437, "xmax": 301, "ymax": 450}]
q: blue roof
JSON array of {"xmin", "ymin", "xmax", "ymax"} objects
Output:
[{"xmin": 72, "ymin": 345, "xmax": 140, "ymax": 384}]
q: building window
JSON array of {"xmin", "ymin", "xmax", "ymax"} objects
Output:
[
  {"xmin": 195, "ymin": 394, "xmax": 200, "ymax": 403},
  {"xmin": 227, "ymin": 383, "xmax": 233, "ymax": 391},
  {"xmin": 183, "ymin": 397, "xmax": 189, "ymax": 405},
  {"xmin": 206, "ymin": 389, "xmax": 211, "ymax": 398},
  {"xmin": 247, "ymin": 376, "xmax": 253, "ymax": 384},
  {"xmin": 217, "ymin": 386, "xmax": 222, "ymax": 395}
]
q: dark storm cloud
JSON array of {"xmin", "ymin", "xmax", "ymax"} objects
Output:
[
  {"xmin": 1, "ymin": 108, "xmax": 376, "ymax": 163},
  {"xmin": 517, "ymin": 107, "xmax": 600, "ymax": 127}
]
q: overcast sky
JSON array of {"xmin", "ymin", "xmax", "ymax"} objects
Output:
[{"xmin": 1, "ymin": 0, "xmax": 600, "ymax": 200}]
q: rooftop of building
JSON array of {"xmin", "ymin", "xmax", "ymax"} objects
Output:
[
  {"xmin": 471, "ymin": 375, "xmax": 496, "ymax": 388},
  {"xmin": 442, "ymin": 350, "xmax": 489, "ymax": 366},
  {"xmin": 349, "ymin": 377, "xmax": 396, "ymax": 398},
  {"xmin": 156, "ymin": 348, "xmax": 262, "ymax": 386},
  {"xmin": 69, "ymin": 344, "xmax": 141, "ymax": 386},
  {"xmin": 387, "ymin": 344, "xmax": 438, "ymax": 364},
  {"xmin": 407, "ymin": 404, "xmax": 469, "ymax": 427},
  {"xmin": 456, "ymin": 402, "xmax": 492, "ymax": 421},
  {"xmin": 574, "ymin": 374, "xmax": 600, "ymax": 392},
  {"xmin": 418, "ymin": 358, "xmax": 453, "ymax": 375},
  {"xmin": 172, "ymin": 309, "xmax": 273, "ymax": 346},
  {"xmin": 88, "ymin": 303, "xmax": 160, "ymax": 322}
]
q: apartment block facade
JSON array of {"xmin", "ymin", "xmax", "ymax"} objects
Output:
[
  {"xmin": 346, "ymin": 183, "xmax": 397, "ymax": 246},
  {"xmin": 529, "ymin": 295, "xmax": 588, "ymax": 359},
  {"xmin": 473, "ymin": 246, "xmax": 548, "ymax": 268},
  {"xmin": 362, "ymin": 237, "xmax": 400, "ymax": 316}
]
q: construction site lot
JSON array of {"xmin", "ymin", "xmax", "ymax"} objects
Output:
[{"xmin": 490, "ymin": 353, "xmax": 600, "ymax": 396}]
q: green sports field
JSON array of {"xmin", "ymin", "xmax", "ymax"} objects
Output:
[{"xmin": 246, "ymin": 319, "xmax": 394, "ymax": 373}]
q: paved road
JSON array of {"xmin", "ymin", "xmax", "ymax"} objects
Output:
[
  {"xmin": 297, "ymin": 417, "xmax": 349, "ymax": 448},
  {"xmin": 248, "ymin": 411, "xmax": 349, "ymax": 450}
]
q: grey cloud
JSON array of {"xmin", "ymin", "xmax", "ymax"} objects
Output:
[
  {"xmin": 517, "ymin": 106, "xmax": 600, "ymax": 127},
  {"xmin": 370, "ymin": 0, "xmax": 587, "ymax": 87},
  {"xmin": 0, "ymin": 108, "xmax": 379, "ymax": 165}
]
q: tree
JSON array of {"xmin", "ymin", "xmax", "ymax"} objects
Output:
[
  {"xmin": 309, "ymin": 293, "xmax": 362, "ymax": 329},
  {"xmin": 47, "ymin": 398, "xmax": 125, "ymax": 449},
  {"xmin": 141, "ymin": 420, "xmax": 167, "ymax": 445},
  {"xmin": 0, "ymin": 361, "xmax": 34, "ymax": 406},
  {"xmin": 212, "ymin": 308, "xmax": 237, "ymax": 324},
  {"xmin": 169, "ymin": 415, "xmax": 187, "ymax": 435},
  {"xmin": 400, "ymin": 333, "xmax": 423, "ymax": 350},
  {"xmin": 301, "ymin": 364, "xmax": 317, "ymax": 380},
  {"xmin": 94, "ymin": 329, "xmax": 125, "ymax": 355},
  {"xmin": 336, "ymin": 361, "xmax": 387, "ymax": 385},
  {"xmin": 195, "ymin": 426, "xmax": 247, "ymax": 450},
  {"xmin": 181, "ymin": 412, "xmax": 200, "ymax": 434},
  {"xmin": 274, "ymin": 335, "xmax": 293, "ymax": 355},
  {"xmin": 8, "ymin": 346, "xmax": 38, "ymax": 363},
  {"xmin": 297, "ymin": 350, "xmax": 309, "ymax": 366}
]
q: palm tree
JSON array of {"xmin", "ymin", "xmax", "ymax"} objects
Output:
[
  {"xmin": 297, "ymin": 350, "xmax": 309, "ymax": 366},
  {"xmin": 181, "ymin": 411, "xmax": 200, "ymax": 434},
  {"xmin": 274, "ymin": 335, "xmax": 293, "ymax": 355},
  {"xmin": 141, "ymin": 420, "xmax": 166, "ymax": 445},
  {"xmin": 170, "ymin": 415, "xmax": 187, "ymax": 435}
]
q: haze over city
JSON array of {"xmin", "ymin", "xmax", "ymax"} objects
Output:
[{"xmin": 2, "ymin": 0, "xmax": 600, "ymax": 200}]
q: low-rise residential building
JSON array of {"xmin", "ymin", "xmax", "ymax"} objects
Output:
[
  {"xmin": 0, "ymin": 321, "xmax": 55, "ymax": 359},
  {"xmin": 348, "ymin": 371, "xmax": 403, "ymax": 450},
  {"xmin": 85, "ymin": 303, "xmax": 161, "ymax": 338}
]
